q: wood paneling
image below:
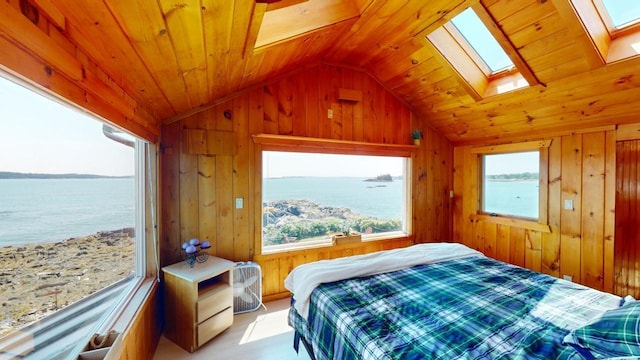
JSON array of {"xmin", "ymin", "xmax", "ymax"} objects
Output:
[
  {"xmin": 115, "ymin": 284, "xmax": 162, "ymax": 360},
  {"xmin": 0, "ymin": 0, "xmax": 158, "ymax": 141},
  {"xmin": 3, "ymin": 0, "xmax": 640, "ymax": 145},
  {"xmin": 615, "ymin": 139, "xmax": 640, "ymax": 298},
  {"xmin": 454, "ymin": 130, "xmax": 619, "ymax": 293},
  {"xmin": 255, "ymin": 237, "xmax": 414, "ymax": 301},
  {"xmin": 160, "ymin": 64, "xmax": 453, "ymax": 299}
]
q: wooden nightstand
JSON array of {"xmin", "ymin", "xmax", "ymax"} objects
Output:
[{"xmin": 162, "ymin": 256, "xmax": 235, "ymax": 352}]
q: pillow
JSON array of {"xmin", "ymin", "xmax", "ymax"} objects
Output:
[{"xmin": 564, "ymin": 301, "xmax": 640, "ymax": 358}]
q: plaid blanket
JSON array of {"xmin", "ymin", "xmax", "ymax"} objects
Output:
[{"xmin": 289, "ymin": 256, "xmax": 623, "ymax": 360}]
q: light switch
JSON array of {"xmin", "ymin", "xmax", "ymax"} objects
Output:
[
  {"xmin": 235, "ymin": 197, "xmax": 243, "ymax": 209},
  {"xmin": 564, "ymin": 199, "xmax": 573, "ymax": 210}
]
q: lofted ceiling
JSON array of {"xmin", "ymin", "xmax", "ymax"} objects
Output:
[{"xmin": 3, "ymin": 0, "xmax": 640, "ymax": 145}]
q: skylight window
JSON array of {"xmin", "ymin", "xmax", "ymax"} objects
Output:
[
  {"xmin": 600, "ymin": 0, "xmax": 640, "ymax": 29},
  {"xmin": 450, "ymin": 8, "xmax": 514, "ymax": 74}
]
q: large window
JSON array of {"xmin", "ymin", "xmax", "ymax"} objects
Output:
[
  {"xmin": 0, "ymin": 75, "xmax": 147, "ymax": 358},
  {"xmin": 262, "ymin": 151, "xmax": 409, "ymax": 252}
]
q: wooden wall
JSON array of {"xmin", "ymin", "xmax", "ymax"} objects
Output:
[
  {"xmin": 453, "ymin": 126, "xmax": 640, "ymax": 299},
  {"xmin": 160, "ymin": 63, "xmax": 453, "ymax": 299},
  {"xmin": 0, "ymin": 0, "xmax": 158, "ymax": 141},
  {"xmin": 112, "ymin": 284, "xmax": 162, "ymax": 360},
  {"xmin": 615, "ymin": 139, "xmax": 640, "ymax": 298}
]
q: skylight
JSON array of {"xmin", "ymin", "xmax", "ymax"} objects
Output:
[
  {"xmin": 450, "ymin": 8, "xmax": 514, "ymax": 74},
  {"xmin": 601, "ymin": 0, "xmax": 640, "ymax": 29}
]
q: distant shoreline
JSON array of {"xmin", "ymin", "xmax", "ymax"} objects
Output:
[
  {"xmin": 486, "ymin": 179, "xmax": 537, "ymax": 182},
  {"xmin": 0, "ymin": 171, "xmax": 132, "ymax": 179}
]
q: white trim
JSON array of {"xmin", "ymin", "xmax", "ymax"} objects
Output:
[{"xmin": 135, "ymin": 139, "xmax": 147, "ymax": 277}]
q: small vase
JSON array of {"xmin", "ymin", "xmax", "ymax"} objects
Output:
[{"xmin": 413, "ymin": 138, "xmax": 421, "ymax": 145}]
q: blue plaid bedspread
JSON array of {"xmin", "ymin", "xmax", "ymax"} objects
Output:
[{"xmin": 289, "ymin": 256, "xmax": 623, "ymax": 360}]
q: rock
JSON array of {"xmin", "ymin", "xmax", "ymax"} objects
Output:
[{"xmin": 0, "ymin": 228, "xmax": 134, "ymax": 338}]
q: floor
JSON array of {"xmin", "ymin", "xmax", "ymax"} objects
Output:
[{"xmin": 153, "ymin": 298, "xmax": 312, "ymax": 360}]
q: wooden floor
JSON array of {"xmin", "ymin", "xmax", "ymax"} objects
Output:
[{"xmin": 153, "ymin": 298, "xmax": 312, "ymax": 360}]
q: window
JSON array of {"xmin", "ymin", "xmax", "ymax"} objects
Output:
[
  {"xmin": 481, "ymin": 152, "xmax": 539, "ymax": 219},
  {"xmin": 563, "ymin": 0, "xmax": 640, "ymax": 64},
  {"xmin": 450, "ymin": 8, "xmax": 514, "ymax": 75},
  {"xmin": 0, "ymin": 75, "xmax": 148, "ymax": 357},
  {"xmin": 598, "ymin": 0, "xmax": 640, "ymax": 32},
  {"xmin": 425, "ymin": 5, "xmax": 536, "ymax": 99},
  {"xmin": 254, "ymin": 0, "xmax": 360, "ymax": 50},
  {"xmin": 262, "ymin": 151, "xmax": 409, "ymax": 252},
  {"xmin": 471, "ymin": 140, "xmax": 551, "ymax": 232}
]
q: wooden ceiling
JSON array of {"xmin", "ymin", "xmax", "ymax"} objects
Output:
[{"xmin": 2, "ymin": 0, "xmax": 640, "ymax": 145}]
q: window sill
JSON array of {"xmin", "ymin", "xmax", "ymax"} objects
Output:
[
  {"xmin": 606, "ymin": 30, "xmax": 640, "ymax": 64},
  {"xmin": 470, "ymin": 214, "xmax": 551, "ymax": 233},
  {"xmin": 101, "ymin": 277, "xmax": 158, "ymax": 360},
  {"xmin": 259, "ymin": 232, "xmax": 412, "ymax": 256}
]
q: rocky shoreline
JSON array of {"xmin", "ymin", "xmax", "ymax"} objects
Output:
[
  {"xmin": 263, "ymin": 200, "xmax": 401, "ymax": 245},
  {"xmin": 0, "ymin": 228, "xmax": 134, "ymax": 338}
]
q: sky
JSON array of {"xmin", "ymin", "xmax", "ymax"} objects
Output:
[
  {"xmin": 0, "ymin": 76, "xmax": 135, "ymax": 177},
  {"xmin": 484, "ymin": 152, "xmax": 538, "ymax": 175},
  {"xmin": 451, "ymin": 8, "xmax": 513, "ymax": 73},
  {"xmin": 602, "ymin": 0, "xmax": 640, "ymax": 28}
]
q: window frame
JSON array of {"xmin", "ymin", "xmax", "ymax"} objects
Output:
[
  {"xmin": 593, "ymin": 0, "xmax": 640, "ymax": 37},
  {"xmin": 423, "ymin": 4, "xmax": 538, "ymax": 100},
  {"xmin": 447, "ymin": 8, "xmax": 515, "ymax": 77},
  {"xmin": 560, "ymin": 0, "xmax": 640, "ymax": 66},
  {"xmin": 253, "ymin": 134, "xmax": 414, "ymax": 255},
  {"xmin": 0, "ymin": 72, "xmax": 158, "ymax": 359},
  {"xmin": 470, "ymin": 140, "xmax": 552, "ymax": 233}
]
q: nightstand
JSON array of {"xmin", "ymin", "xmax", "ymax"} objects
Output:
[{"xmin": 162, "ymin": 256, "xmax": 235, "ymax": 352}]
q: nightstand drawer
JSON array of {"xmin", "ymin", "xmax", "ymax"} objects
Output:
[
  {"xmin": 197, "ymin": 283, "xmax": 233, "ymax": 323},
  {"xmin": 197, "ymin": 306, "xmax": 233, "ymax": 347}
]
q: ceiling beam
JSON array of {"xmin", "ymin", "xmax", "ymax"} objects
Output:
[
  {"xmin": 472, "ymin": 3, "xmax": 540, "ymax": 87},
  {"xmin": 550, "ymin": 0, "xmax": 606, "ymax": 69}
]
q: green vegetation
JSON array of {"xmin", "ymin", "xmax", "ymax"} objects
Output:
[
  {"xmin": 263, "ymin": 217, "xmax": 402, "ymax": 246},
  {"xmin": 486, "ymin": 172, "xmax": 538, "ymax": 181}
]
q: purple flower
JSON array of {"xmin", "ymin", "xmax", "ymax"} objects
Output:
[{"xmin": 185, "ymin": 245, "xmax": 197, "ymax": 254}]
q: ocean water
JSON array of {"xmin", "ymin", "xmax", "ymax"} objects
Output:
[
  {"xmin": 264, "ymin": 177, "xmax": 406, "ymax": 220},
  {"xmin": 483, "ymin": 180, "xmax": 538, "ymax": 219},
  {"xmin": 0, "ymin": 178, "xmax": 134, "ymax": 246},
  {"xmin": 0, "ymin": 177, "xmax": 538, "ymax": 246},
  {"xmin": 264, "ymin": 177, "xmax": 539, "ymax": 220}
]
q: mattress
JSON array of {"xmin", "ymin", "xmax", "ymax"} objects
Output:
[{"xmin": 288, "ymin": 250, "xmax": 625, "ymax": 360}]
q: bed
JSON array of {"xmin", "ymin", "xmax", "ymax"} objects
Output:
[{"xmin": 285, "ymin": 243, "xmax": 640, "ymax": 360}]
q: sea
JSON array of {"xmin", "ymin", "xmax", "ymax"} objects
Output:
[
  {"xmin": 0, "ymin": 177, "xmax": 538, "ymax": 246},
  {"xmin": 263, "ymin": 177, "xmax": 406, "ymax": 220},
  {"xmin": 0, "ymin": 178, "xmax": 135, "ymax": 246}
]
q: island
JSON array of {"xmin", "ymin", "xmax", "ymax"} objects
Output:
[
  {"xmin": 486, "ymin": 172, "xmax": 538, "ymax": 181},
  {"xmin": 364, "ymin": 174, "xmax": 393, "ymax": 182}
]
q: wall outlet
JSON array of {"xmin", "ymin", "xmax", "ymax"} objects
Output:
[
  {"xmin": 563, "ymin": 275, "xmax": 572, "ymax": 282},
  {"xmin": 564, "ymin": 199, "xmax": 573, "ymax": 210},
  {"xmin": 235, "ymin": 197, "xmax": 243, "ymax": 209},
  {"xmin": 327, "ymin": 109, "xmax": 333, "ymax": 119}
]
